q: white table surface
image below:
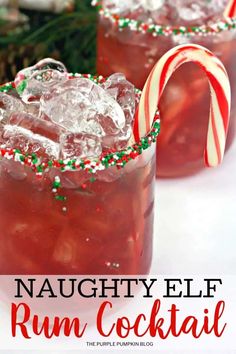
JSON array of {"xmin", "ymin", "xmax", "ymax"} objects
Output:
[{"xmin": 152, "ymin": 141, "xmax": 236, "ymax": 275}]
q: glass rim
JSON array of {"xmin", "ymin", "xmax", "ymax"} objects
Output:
[
  {"xmin": 0, "ymin": 74, "xmax": 160, "ymax": 176},
  {"xmin": 92, "ymin": 0, "xmax": 236, "ymax": 37}
]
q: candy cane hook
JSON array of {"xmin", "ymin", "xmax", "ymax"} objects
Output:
[{"xmin": 133, "ymin": 44, "xmax": 231, "ymax": 167}]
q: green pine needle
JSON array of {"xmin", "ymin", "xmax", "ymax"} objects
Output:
[{"xmin": 0, "ymin": 0, "xmax": 97, "ymax": 82}]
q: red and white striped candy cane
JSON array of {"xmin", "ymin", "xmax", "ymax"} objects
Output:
[
  {"xmin": 133, "ymin": 44, "xmax": 231, "ymax": 167},
  {"xmin": 224, "ymin": 0, "xmax": 236, "ymax": 19}
]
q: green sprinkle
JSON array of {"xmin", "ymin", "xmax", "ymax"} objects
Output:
[
  {"xmin": 53, "ymin": 181, "xmax": 61, "ymax": 188},
  {"xmin": 55, "ymin": 196, "xmax": 67, "ymax": 201},
  {"xmin": 16, "ymin": 80, "xmax": 27, "ymax": 95},
  {"xmin": 32, "ymin": 156, "xmax": 38, "ymax": 164},
  {"xmin": 37, "ymin": 165, "xmax": 43, "ymax": 173}
]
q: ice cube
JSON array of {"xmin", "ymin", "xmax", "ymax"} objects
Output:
[
  {"xmin": 20, "ymin": 69, "xmax": 68, "ymax": 104},
  {"xmin": 60, "ymin": 132, "xmax": 102, "ymax": 159},
  {"xmin": 1, "ymin": 159, "xmax": 27, "ymax": 181},
  {"xmin": 103, "ymin": 0, "xmax": 142, "ymax": 14},
  {"xmin": 0, "ymin": 93, "xmax": 25, "ymax": 122},
  {"xmin": 14, "ymin": 58, "xmax": 68, "ymax": 101},
  {"xmin": 41, "ymin": 78, "xmax": 127, "ymax": 150},
  {"xmin": 49, "ymin": 169, "xmax": 90, "ymax": 190},
  {"xmin": 96, "ymin": 166, "xmax": 123, "ymax": 183},
  {"xmin": 141, "ymin": 0, "xmax": 165, "ymax": 11},
  {"xmin": 103, "ymin": 0, "xmax": 165, "ymax": 21},
  {"xmin": 8, "ymin": 112, "xmax": 63, "ymax": 142},
  {"xmin": 34, "ymin": 58, "xmax": 68, "ymax": 73},
  {"xmin": 23, "ymin": 102, "xmax": 41, "ymax": 117},
  {"xmin": 102, "ymin": 73, "xmax": 136, "ymax": 150},
  {"xmin": 173, "ymin": 0, "xmax": 228, "ymax": 25},
  {"xmin": 177, "ymin": 2, "xmax": 206, "ymax": 23},
  {"xmin": 1, "ymin": 125, "xmax": 60, "ymax": 159},
  {"xmin": 104, "ymin": 0, "xmax": 228, "ymax": 25},
  {"xmin": 53, "ymin": 237, "xmax": 76, "ymax": 264},
  {"xmin": 102, "ymin": 73, "xmax": 136, "ymax": 124},
  {"xmin": 77, "ymin": 119, "xmax": 104, "ymax": 137}
]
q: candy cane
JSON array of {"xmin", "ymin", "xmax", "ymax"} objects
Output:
[
  {"xmin": 224, "ymin": 0, "xmax": 236, "ymax": 19},
  {"xmin": 133, "ymin": 44, "xmax": 231, "ymax": 167}
]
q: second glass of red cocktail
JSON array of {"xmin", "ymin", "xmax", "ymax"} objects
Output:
[{"xmin": 95, "ymin": 0, "xmax": 236, "ymax": 177}]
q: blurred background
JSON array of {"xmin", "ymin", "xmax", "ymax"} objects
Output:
[{"xmin": 0, "ymin": 0, "xmax": 96, "ymax": 83}]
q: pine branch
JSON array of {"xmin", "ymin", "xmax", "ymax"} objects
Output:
[{"xmin": 0, "ymin": 0, "xmax": 97, "ymax": 82}]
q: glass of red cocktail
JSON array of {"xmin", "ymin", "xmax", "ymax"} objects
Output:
[
  {"xmin": 0, "ymin": 65, "xmax": 160, "ymax": 275},
  {"xmin": 95, "ymin": 0, "xmax": 236, "ymax": 177}
]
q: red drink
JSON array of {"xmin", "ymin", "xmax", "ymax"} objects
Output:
[
  {"xmin": 0, "ymin": 76, "xmax": 159, "ymax": 275},
  {"xmin": 96, "ymin": 1, "xmax": 236, "ymax": 177}
]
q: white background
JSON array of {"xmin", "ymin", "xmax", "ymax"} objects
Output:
[{"xmin": 153, "ymin": 141, "xmax": 236, "ymax": 276}]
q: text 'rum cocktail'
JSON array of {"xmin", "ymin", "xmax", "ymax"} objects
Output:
[
  {"xmin": 95, "ymin": 0, "xmax": 236, "ymax": 177},
  {"xmin": 0, "ymin": 59, "xmax": 159, "ymax": 275}
]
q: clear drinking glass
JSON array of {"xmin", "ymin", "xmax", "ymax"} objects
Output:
[
  {"xmin": 0, "ymin": 79, "xmax": 159, "ymax": 275},
  {"xmin": 96, "ymin": 2, "xmax": 236, "ymax": 177}
]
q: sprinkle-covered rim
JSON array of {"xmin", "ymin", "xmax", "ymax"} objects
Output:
[
  {"xmin": 92, "ymin": 0, "xmax": 236, "ymax": 37},
  {"xmin": 0, "ymin": 74, "xmax": 160, "ymax": 177}
]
